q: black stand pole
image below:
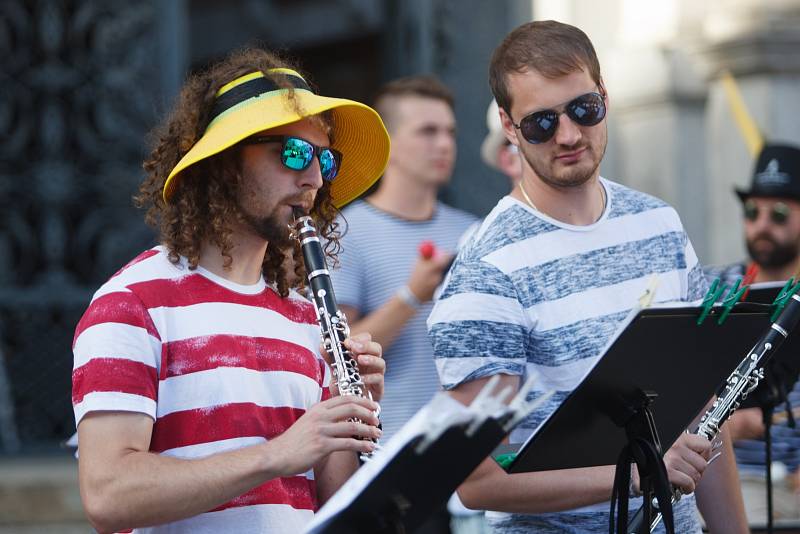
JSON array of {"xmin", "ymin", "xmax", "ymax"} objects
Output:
[
  {"xmin": 629, "ymin": 398, "xmax": 659, "ymax": 534},
  {"xmin": 610, "ymin": 391, "xmax": 675, "ymax": 534}
]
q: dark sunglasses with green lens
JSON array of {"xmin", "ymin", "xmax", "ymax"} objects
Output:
[
  {"xmin": 744, "ymin": 199, "xmax": 791, "ymax": 225},
  {"xmin": 243, "ymin": 135, "xmax": 342, "ymax": 181}
]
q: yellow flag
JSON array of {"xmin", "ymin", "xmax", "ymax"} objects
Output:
[{"xmin": 720, "ymin": 70, "xmax": 763, "ymax": 157}]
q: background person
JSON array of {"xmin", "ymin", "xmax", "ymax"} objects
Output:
[
  {"xmin": 480, "ymin": 98, "xmax": 522, "ymax": 188},
  {"xmin": 331, "ymin": 75, "xmax": 477, "ymax": 534},
  {"xmin": 331, "ymin": 75, "xmax": 477, "ymax": 443},
  {"xmin": 706, "ymin": 143, "xmax": 800, "ymax": 525}
]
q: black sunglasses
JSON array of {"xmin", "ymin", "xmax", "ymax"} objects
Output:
[
  {"xmin": 511, "ymin": 91, "xmax": 607, "ymax": 144},
  {"xmin": 243, "ymin": 135, "xmax": 342, "ymax": 181},
  {"xmin": 744, "ymin": 199, "xmax": 791, "ymax": 225}
]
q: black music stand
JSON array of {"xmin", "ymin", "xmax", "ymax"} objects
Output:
[
  {"xmin": 314, "ymin": 422, "xmax": 504, "ymax": 534},
  {"xmin": 305, "ymin": 387, "xmax": 540, "ymax": 534},
  {"xmin": 501, "ymin": 302, "xmax": 782, "ymax": 532}
]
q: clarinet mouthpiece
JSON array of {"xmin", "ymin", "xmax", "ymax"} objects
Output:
[{"xmin": 292, "ymin": 206, "xmax": 306, "ymax": 220}]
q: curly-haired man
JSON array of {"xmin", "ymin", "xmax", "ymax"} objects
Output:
[{"xmin": 72, "ymin": 47, "xmax": 389, "ymax": 533}]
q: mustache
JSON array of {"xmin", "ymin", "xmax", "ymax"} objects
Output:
[
  {"xmin": 750, "ymin": 233, "xmax": 778, "ymax": 246},
  {"xmin": 554, "ymin": 142, "xmax": 589, "ymax": 154},
  {"xmin": 285, "ymin": 193, "xmax": 316, "ymax": 213},
  {"xmin": 558, "ymin": 141, "xmax": 587, "ymax": 150}
]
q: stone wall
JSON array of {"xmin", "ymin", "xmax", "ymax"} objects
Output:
[{"xmin": 534, "ymin": 0, "xmax": 800, "ymax": 266}]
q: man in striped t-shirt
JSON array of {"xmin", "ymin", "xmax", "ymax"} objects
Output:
[
  {"xmin": 427, "ymin": 21, "xmax": 749, "ymax": 533},
  {"xmin": 73, "ymin": 48, "xmax": 390, "ymax": 533},
  {"xmin": 331, "ymin": 76, "xmax": 476, "ymax": 533},
  {"xmin": 332, "ymin": 76, "xmax": 477, "ymax": 443}
]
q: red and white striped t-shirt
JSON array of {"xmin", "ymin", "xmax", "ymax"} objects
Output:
[{"xmin": 72, "ymin": 246, "xmax": 330, "ymax": 533}]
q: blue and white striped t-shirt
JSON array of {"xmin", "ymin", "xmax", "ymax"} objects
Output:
[
  {"xmin": 330, "ymin": 200, "xmax": 477, "ymax": 442},
  {"xmin": 428, "ymin": 178, "xmax": 708, "ymax": 533}
]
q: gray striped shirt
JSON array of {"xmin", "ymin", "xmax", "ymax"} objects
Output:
[{"xmin": 330, "ymin": 200, "xmax": 477, "ymax": 442}]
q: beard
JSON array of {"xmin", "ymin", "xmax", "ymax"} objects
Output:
[
  {"xmin": 746, "ymin": 235, "xmax": 799, "ymax": 269},
  {"xmin": 522, "ymin": 141, "xmax": 605, "ymax": 190},
  {"xmin": 240, "ymin": 204, "xmax": 294, "ymax": 248},
  {"xmin": 534, "ymin": 157, "xmax": 600, "ymax": 189}
]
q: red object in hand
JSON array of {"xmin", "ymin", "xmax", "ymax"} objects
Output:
[{"xmin": 418, "ymin": 241, "xmax": 436, "ymax": 260}]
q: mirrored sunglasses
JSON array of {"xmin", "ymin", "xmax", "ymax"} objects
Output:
[
  {"xmin": 512, "ymin": 91, "xmax": 607, "ymax": 144},
  {"xmin": 243, "ymin": 135, "xmax": 342, "ymax": 181},
  {"xmin": 744, "ymin": 199, "xmax": 790, "ymax": 225}
]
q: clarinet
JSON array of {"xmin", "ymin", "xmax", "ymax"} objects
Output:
[
  {"xmin": 628, "ymin": 291, "xmax": 800, "ymax": 533},
  {"xmin": 291, "ymin": 208, "xmax": 379, "ymax": 459}
]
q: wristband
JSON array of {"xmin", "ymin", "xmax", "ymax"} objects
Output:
[{"xmin": 396, "ymin": 285, "xmax": 422, "ymax": 309}]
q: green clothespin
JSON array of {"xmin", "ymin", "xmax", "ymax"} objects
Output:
[
  {"xmin": 770, "ymin": 278, "xmax": 800, "ymax": 321},
  {"xmin": 494, "ymin": 452, "xmax": 517, "ymax": 470},
  {"xmin": 772, "ymin": 278, "xmax": 795, "ymax": 304},
  {"xmin": 717, "ymin": 278, "xmax": 747, "ymax": 325},
  {"xmin": 697, "ymin": 278, "xmax": 726, "ymax": 325}
]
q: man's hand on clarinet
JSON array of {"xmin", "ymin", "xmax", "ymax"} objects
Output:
[
  {"xmin": 344, "ymin": 333, "xmax": 385, "ymax": 402},
  {"xmin": 268, "ymin": 395, "xmax": 382, "ymax": 477},
  {"xmin": 662, "ymin": 432, "xmax": 713, "ymax": 494},
  {"xmin": 321, "ymin": 332, "xmax": 385, "ymax": 402}
]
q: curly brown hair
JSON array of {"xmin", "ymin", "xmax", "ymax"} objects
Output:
[{"xmin": 135, "ymin": 47, "xmax": 342, "ymax": 297}]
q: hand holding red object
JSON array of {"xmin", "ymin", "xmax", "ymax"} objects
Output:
[
  {"xmin": 418, "ymin": 241, "xmax": 436, "ymax": 260},
  {"xmin": 409, "ymin": 241, "xmax": 455, "ymax": 303}
]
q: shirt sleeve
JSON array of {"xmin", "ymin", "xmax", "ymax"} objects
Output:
[
  {"xmin": 427, "ymin": 254, "xmax": 529, "ymax": 390},
  {"xmin": 662, "ymin": 205, "xmax": 708, "ymax": 302},
  {"xmin": 72, "ymin": 288, "xmax": 161, "ymax": 426},
  {"xmin": 682, "ymin": 231, "xmax": 709, "ymax": 302}
]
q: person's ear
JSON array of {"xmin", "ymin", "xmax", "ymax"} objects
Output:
[{"xmin": 499, "ymin": 107, "xmax": 519, "ymax": 148}]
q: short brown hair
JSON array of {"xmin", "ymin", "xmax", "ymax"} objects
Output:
[
  {"xmin": 489, "ymin": 20, "xmax": 601, "ymax": 114},
  {"xmin": 135, "ymin": 47, "xmax": 340, "ymax": 297},
  {"xmin": 372, "ymin": 75, "xmax": 454, "ymax": 131}
]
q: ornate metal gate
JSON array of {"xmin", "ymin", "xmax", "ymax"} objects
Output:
[{"xmin": 0, "ymin": 0, "xmax": 179, "ymax": 451}]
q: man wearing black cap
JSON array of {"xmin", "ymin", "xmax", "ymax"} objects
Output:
[
  {"xmin": 71, "ymin": 48, "xmax": 388, "ymax": 533},
  {"xmin": 706, "ymin": 143, "xmax": 800, "ymax": 524}
]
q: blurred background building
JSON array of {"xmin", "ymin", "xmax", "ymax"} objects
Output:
[{"xmin": 1, "ymin": 0, "xmax": 799, "ymax": 530}]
